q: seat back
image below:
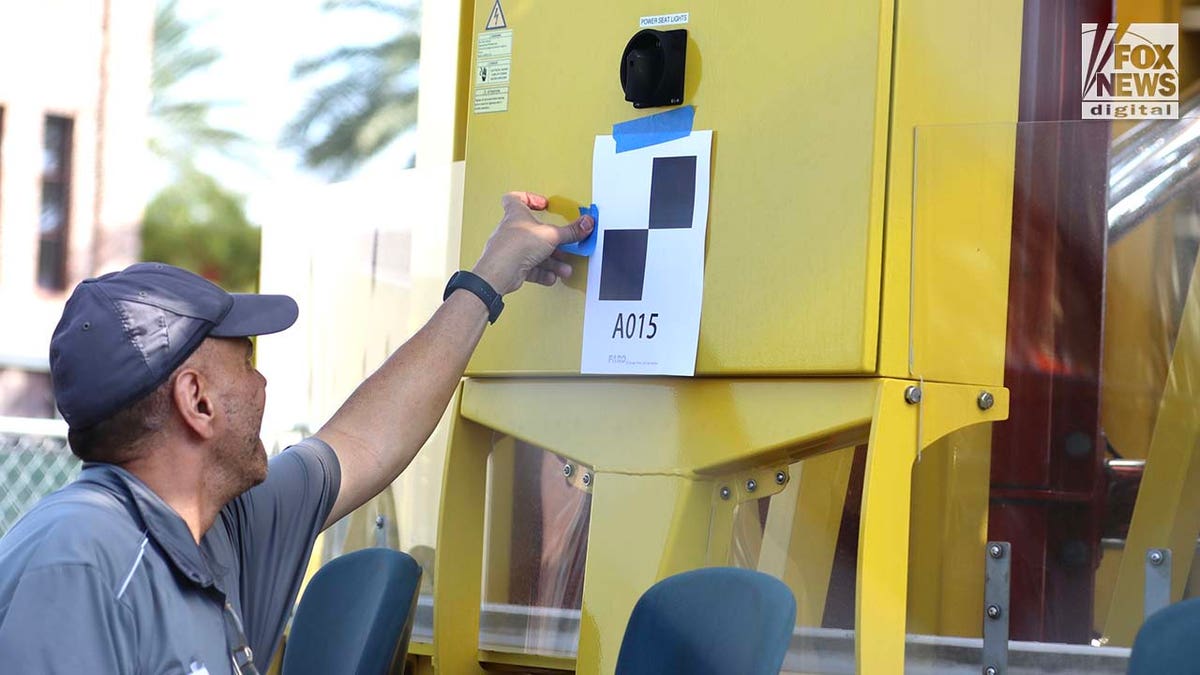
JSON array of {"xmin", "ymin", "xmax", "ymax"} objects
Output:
[
  {"xmin": 615, "ymin": 566, "xmax": 796, "ymax": 675},
  {"xmin": 1129, "ymin": 597, "xmax": 1200, "ymax": 674},
  {"xmin": 282, "ymin": 548, "xmax": 422, "ymax": 675}
]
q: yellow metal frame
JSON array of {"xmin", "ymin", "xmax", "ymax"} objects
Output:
[
  {"xmin": 420, "ymin": 0, "xmax": 1025, "ymax": 672},
  {"xmin": 428, "ymin": 378, "xmax": 1008, "ymax": 673}
]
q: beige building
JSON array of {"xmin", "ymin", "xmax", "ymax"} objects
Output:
[{"xmin": 0, "ymin": 0, "xmax": 155, "ymax": 418}]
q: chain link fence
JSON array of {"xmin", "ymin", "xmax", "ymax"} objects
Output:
[{"xmin": 0, "ymin": 421, "xmax": 79, "ymax": 536}]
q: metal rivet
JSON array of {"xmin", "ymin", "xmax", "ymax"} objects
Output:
[
  {"xmin": 746, "ymin": 479, "xmax": 757, "ymax": 492},
  {"xmin": 775, "ymin": 471, "xmax": 786, "ymax": 485},
  {"xmin": 984, "ymin": 667, "xmax": 998, "ymax": 675},
  {"xmin": 986, "ymin": 604, "xmax": 1002, "ymax": 619},
  {"xmin": 374, "ymin": 515, "xmax": 384, "ymax": 528},
  {"xmin": 563, "ymin": 464, "xmax": 574, "ymax": 478},
  {"xmin": 978, "ymin": 391, "xmax": 995, "ymax": 411},
  {"xmin": 581, "ymin": 472, "xmax": 592, "ymax": 486},
  {"xmin": 904, "ymin": 385, "xmax": 922, "ymax": 404},
  {"xmin": 988, "ymin": 543, "xmax": 1004, "ymax": 559},
  {"xmin": 138, "ymin": 290, "xmax": 147, "ymax": 297},
  {"xmin": 81, "ymin": 321, "xmax": 91, "ymax": 331},
  {"xmin": 720, "ymin": 486, "xmax": 731, "ymax": 500},
  {"xmin": 1149, "ymin": 549, "xmax": 1165, "ymax": 566}
]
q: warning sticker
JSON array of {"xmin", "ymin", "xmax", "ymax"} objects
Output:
[
  {"xmin": 485, "ymin": 0, "xmax": 507, "ymax": 30},
  {"xmin": 477, "ymin": 29, "xmax": 513, "ymax": 61},
  {"xmin": 474, "ymin": 86, "xmax": 509, "ymax": 114},
  {"xmin": 476, "ymin": 58, "xmax": 511, "ymax": 86}
]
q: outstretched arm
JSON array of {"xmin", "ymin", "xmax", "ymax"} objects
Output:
[{"xmin": 315, "ymin": 192, "xmax": 592, "ymax": 527}]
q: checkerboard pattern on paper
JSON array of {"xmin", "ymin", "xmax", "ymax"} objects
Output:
[{"xmin": 599, "ymin": 155, "xmax": 697, "ymax": 301}]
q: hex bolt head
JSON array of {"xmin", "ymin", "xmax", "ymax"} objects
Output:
[
  {"xmin": 984, "ymin": 667, "xmax": 999, "ymax": 675},
  {"xmin": 986, "ymin": 604, "xmax": 1002, "ymax": 620},
  {"xmin": 1149, "ymin": 549, "xmax": 1165, "ymax": 566},
  {"xmin": 978, "ymin": 391, "xmax": 995, "ymax": 411},
  {"xmin": 988, "ymin": 543, "xmax": 1004, "ymax": 559},
  {"xmin": 904, "ymin": 385, "xmax": 922, "ymax": 404},
  {"xmin": 581, "ymin": 472, "xmax": 592, "ymax": 487},
  {"xmin": 563, "ymin": 464, "xmax": 574, "ymax": 478},
  {"xmin": 720, "ymin": 486, "xmax": 731, "ymax": 500},
  {"xmin": 746, "ymin": 479, "xmax": 757, "ymax": 492},
  {"xmin": 775, "ymin": 471, "xmax": 787, "ymax": 485}
]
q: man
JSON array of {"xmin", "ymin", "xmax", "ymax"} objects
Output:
[{"xmin": 0, "ymin": 192, "xmax": 592, "ymax": 673}]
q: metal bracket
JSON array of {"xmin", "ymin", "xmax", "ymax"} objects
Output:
[
  {"xmin": 983, "ymin": 541, "xmax": 1011, "ymax": 675},
  {"xmin": 1144, "ymin": 547, "xmax": 1172, "ymax": 619},
  {"xmin": 374, "ymin": 514, "xmax": 388, "ymax": 548},
  {"xmin": 715, "ymin": 465, "xmax": 791, "ymax": 504},
  {"xmin": 561, "ymin": 462, "xmax": 595, "ymax": 494}
]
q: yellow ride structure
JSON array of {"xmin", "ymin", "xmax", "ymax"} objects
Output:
[{"xmin": 259, "ymin": 0, "xmax": 1200, "ymax": 672}]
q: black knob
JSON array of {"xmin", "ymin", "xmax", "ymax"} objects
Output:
[{"xmin": 620, "ymin": 29, "xmax": 687, "ymax": 108}]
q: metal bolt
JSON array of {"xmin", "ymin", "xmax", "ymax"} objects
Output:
[
  {"xmin": 1149, "ymin": 549, "xmax": 1165, "ymax": 566},
  {"xmin": 563, "ymin": 464, "xmax": 574, "ymax": 478},
  {"xmin": 375, "ymin": 515, "xmax": 384, "ymax": 529},
  {"xmin": 720, "ymin": 486, "xmax": 732, "ymax": 500},
  {"xmin": 986, "ymin": 604, "xmax": 1002, "ymax": 619},
  {"xmin": 581, "ymin": 472, "xmax": 592, "ymax": 487},
  {"xmin": 904, "ymin": 385, "xmax": 922, "ymax": 404},
  {"xmin": 775, "ymin": 471, "xmax": 787, "ymax": 485},
  {"xmin": 746, "ymin": 479, "xmax": 757, "ymax": 492},
  {"xmin": 984, "ymin": 667, "xmax": 999, "ymax": 675},
  {"xmin": 978, "ymin": 391, "xmax": 995, "ymax": 411},
  {"xmin": 988, "ymin": 543, "xmax": 1004, "ymax": 559}
]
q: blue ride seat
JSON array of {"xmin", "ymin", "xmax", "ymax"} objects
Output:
[
  {"xmin": 615, "ymin": 566, "xmax": 797, "ymax": 675},
  {"xmin": 1129, "ymin": 596, "xmax": 1200, "ymax": 674},
  {"xmin": 281, "ymin": 547, "xmax": 422, "ymax": 675}
]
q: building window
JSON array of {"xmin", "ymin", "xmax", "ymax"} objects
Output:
[{"xmin": 38, "ymin": 115, "xmax": 73, "ymax": 291}]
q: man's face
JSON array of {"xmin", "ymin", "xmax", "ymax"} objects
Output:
[{"xmin": 206, "ymin": 337, "xmax": 269, "ymax": 490}]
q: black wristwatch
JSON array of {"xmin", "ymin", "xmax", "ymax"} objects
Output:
[{"xmin": 444, "ymin": 270, "xmax": 504, "ymax": 324}]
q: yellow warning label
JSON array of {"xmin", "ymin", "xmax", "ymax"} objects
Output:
[{"xmin": 485, "ymin": 0, "xmax": 507, "ymax": 30}]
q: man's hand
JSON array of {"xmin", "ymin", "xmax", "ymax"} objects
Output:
[{"xmin": 471, "ymin": 192, "xmax": 594, "ymax": 295}]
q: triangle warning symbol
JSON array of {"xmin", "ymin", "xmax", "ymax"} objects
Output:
[{"xmin": 485, "ymin": 0, "xmax": 507, "ymax": 30}]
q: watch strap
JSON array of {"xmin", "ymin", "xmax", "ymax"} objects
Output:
[{"xmin": 444, "ymin": 270, "xmax": 504, "ymax": 324}]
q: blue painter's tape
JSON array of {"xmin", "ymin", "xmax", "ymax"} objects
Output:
[
  {"xmin": 558, "ymin": 204, "xmax": 599, "ymax": 257},
  {"xmin": 613, "ymin": 105, "xmax": 695, "ymax": 153}
]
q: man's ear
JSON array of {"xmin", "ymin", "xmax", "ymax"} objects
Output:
[{"xmin": 173, "ymin": 367, "xmax": 217, "ymax": 440}]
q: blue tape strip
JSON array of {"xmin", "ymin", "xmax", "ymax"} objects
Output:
[
  {"xmin": 558, "ymin": 204, "xmax": 599, "ymax": 257},
  {"xmin": 613, "ymin": 105, "xmax": 695, "ymax": 153}
]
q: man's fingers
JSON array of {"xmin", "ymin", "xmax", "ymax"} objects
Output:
[
  {"xmin": 553, "ymin": 215, "xmax": 594, "ymax": 245},
  {"xmin": 502, "ymin": 191, "xmax": 549, "ymax": 213},
  {"xmin": 537, "ymin": 257, "xmax": 573, "ymax": 280},
  {"xmin": 526, "ymin": 268, "xmax": 558, "ymax": 286}
]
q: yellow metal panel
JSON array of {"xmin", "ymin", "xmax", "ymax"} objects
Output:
[
  {"xmin": 1102, "ymin": 253, "xmax": 1200, "ymax": 646},
  {"xmin": 857, "ymin": 380, "xmax": 1008, "ymax": 673},
  {"xmin": 461, "ymin": 0, "xmax": 895, "ymax": 375},
  {"xmin": 459, "ymin": 377, "xmax": 878, "ymax": 474},
  {"xmin": 878, "ymin": 0, "xmax": 1025, "ymax": 381},
  {"xmin": 432, "ymin": 388, "xmax": 489, "ymax": 675}
]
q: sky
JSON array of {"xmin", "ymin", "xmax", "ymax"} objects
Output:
[{"xmin": 172, "ymin": 0, "xmax": 419, "ymax": 223}]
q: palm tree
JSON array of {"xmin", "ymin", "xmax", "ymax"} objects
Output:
[
  {"xmin": 149, "ymin": 0, "xmax": 247, "ymax": 171},
  {"xmin": 281, "ymin": 0, "xmax": 421, "ymax": 180},
  {"xmin": 142, "ymin": 0, "xmax": 258, "ymax": 289}
]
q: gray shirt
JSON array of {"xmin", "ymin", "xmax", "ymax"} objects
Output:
[{"xmin": 0, "ymin": 438, "xmax": 340, "ymax": 674}]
